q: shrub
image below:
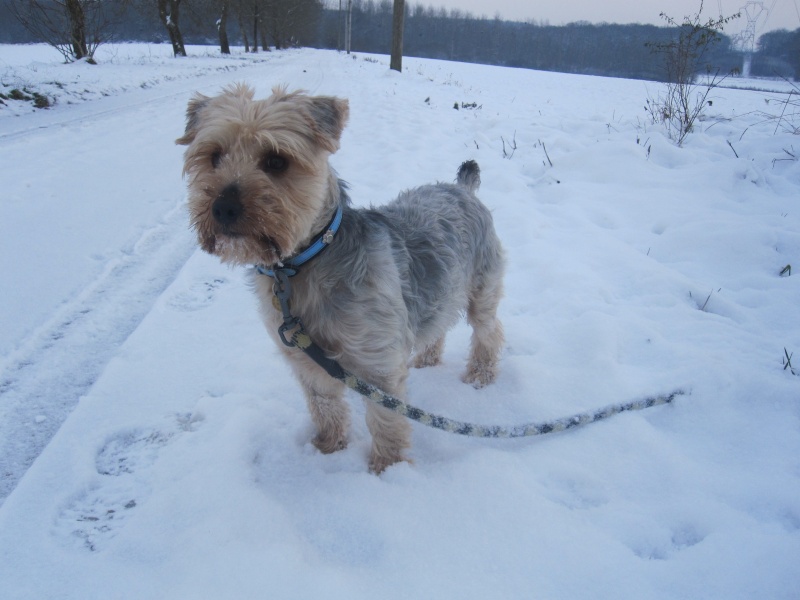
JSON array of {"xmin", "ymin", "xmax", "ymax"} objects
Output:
[{"xmin": 645, "ymin": 1, "xmax": 740, "ymax": 146}]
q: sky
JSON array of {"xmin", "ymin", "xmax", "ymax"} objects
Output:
[{"xmin": 428, "ymin": 0, "xmax": 800, "ymax": 34}]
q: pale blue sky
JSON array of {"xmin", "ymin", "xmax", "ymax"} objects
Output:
[{"xmin": 429, "ymin": 0, "xmax": 800, "ymax": 34}]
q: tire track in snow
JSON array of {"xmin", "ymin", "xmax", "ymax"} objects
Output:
[
  {"xmin": 0, "ymin": 51, "xmax": 315, "ymax": 504},
  {"xmin": 0, "ymin": 201, "xmax": 196, "ymax": 504}
]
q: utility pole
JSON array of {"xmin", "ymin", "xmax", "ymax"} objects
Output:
[{"xmin": 733, "ymin": 1, "xmax": 771, "ymax": 77}]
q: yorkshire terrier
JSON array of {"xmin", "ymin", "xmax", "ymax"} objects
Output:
[{"xmin": 178, "ymin": 85, "xmax": 505, "ymax": 473}]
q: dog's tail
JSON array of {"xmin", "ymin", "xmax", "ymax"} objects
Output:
[{"xmin": 456, "ymin": 160, "xmax": 481, "ymax": 193}]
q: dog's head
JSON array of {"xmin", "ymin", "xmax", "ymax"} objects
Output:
[{"xmin": 177, "ymin": 84, "xmax": 349, "ymax": 266}]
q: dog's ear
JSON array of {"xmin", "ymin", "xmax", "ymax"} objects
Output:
[
  {"xmin": 176, "ymin": 93, "xmax": 210, "ymax": 145},
  {"xmin": 306, "ymin": 96, "xmax": 350, "ymax": 153}
]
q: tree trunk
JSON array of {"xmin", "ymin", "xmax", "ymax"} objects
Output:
[
  {"xmin": 218, "ymin": 0, "xmax": 230, "ymax": 54},
  {"xmin": 337, "ymin": 0, "xmax": 342, "ymax": 51},
  {"xmin": 238, "ymin": 8, "xmax": 250, "ymax": 52},
  {"xmin": 345, "ymin": 0, "xmax": 351, "ymax": 54},
  {"xmin": 65, "ymin": 0, "xmax": 88, "ymax": 59},
  {"xmin": 157, "ymin": 0, "xmax": 187, "ymax": 57},
  {"xmin": 390, "ymin": 0, "xmax": 404, "ymax": 72},
  {"xmin": 252, "ymin": 0, "xmax": 258, "ymax": 52}
]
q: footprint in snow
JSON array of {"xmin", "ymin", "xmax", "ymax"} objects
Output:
[
  {"xmin": 55, "ymin": 485, "xmax": 141, "ymax": 552},
  {"xmin": 55, "ymin": 413, "xmax": 203, "ymax": 551},
  {"xmin": 95, "ymin": 428, "xmax": 174, "ymax": 476},
  {"xmin": 167, "ymin": 277, "xmax": 227, "ymax": 312},
  {"xmin": 628, "ymin": 523, "xmax": 707, "ymax": 561}
]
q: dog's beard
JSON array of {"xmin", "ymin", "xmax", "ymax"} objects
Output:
[
  {"xmin": 208, "ymin": 232, "xmax": 282, "ymax": 267},
  {"xmin": 192, "ymin": 202, "xmax": 286, "ymax": 267}
]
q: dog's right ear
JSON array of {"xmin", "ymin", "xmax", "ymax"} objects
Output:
[{"xmin": 176, "ymin": 93, "xmax": 210, "ymax": 145}]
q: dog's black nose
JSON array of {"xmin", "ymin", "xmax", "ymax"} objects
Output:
[{"xmin": 212, "ymin": 184, "xmax": 243, "ymax": 226}]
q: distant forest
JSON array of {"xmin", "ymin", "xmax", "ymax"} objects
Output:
[{"xmin": 1, "ymin": 0, "xmax": 798, "ymax": 81}]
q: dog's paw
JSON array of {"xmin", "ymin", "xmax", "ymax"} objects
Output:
[
  {"xmin": 368, "ymin": 452, "xmax": 410, "ymax": 475},
  {"xmin": 312, "ymin": 433, "xmax": 348, "ymax": 454},
  {"xmin": 462, "ymin": 361, "xmax": 498, "ymax": 388},
  {"xmin": 412, "ymin": 353, "xmax": 441, "ymax": 369},
  {"xmin": 411, "ymin": 339, "xmax": 444, "ymax": 369}
]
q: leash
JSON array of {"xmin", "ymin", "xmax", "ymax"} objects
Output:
[{"xmin": 261, "ymin": 266, "xmax": 683, "ymax": 438}]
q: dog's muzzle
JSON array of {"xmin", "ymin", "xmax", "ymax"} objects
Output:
[{"xmin": 212, "ymin": 183, "xmax": 243, "ymax": 228}]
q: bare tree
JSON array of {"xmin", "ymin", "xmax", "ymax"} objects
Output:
[
  {"xmin": 251, "ymin": 0, "xmax": 260, "ymax": 51},
  {"xmin": 264, "ymin": 0, "xmax": 321, "ymax": 49},
  {"xmin": 345, "ymin": 0, "xmax": 351, "ymax": 54},
  {"xmin": 9, "ymin": 0, "xmax": 122, "ymax": 62},
  {"xmin": 216, "ymin": 0, "xmax": 230, "ymax": 53},
  {"xmin": 235, "ymin": 0, "xmax": 250, "ymax": 51},
  {"xmin": 157, "ymin": 0, "xmax": 187, "ymax": 56},
  {"xmin": 187, "ymin": 0, "xmax": 230, "ymax": 54}
]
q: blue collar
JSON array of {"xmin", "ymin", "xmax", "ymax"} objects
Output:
[{"xmin": 256, "ymin": 204, "xmax": 343, "ymax": 278}]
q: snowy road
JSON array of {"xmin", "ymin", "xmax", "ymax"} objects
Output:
[
  {"xmin": 0, "ymin": 83, "xmax": 191, "ymax": 502},
  {"xmin": 0, "ymin": 51, "xmax": 314, "ymax": 502}
]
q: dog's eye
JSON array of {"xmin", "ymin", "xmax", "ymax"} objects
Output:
[
  {"xmin": 260, "ymin": 154, "xmax": 288, "ymax": 174},
  {"xmin": 211, "ymin": 151, "xmax": 222, "ymax": 169}
]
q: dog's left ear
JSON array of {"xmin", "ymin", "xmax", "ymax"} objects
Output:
[
  {"xmin": 306, "ymin": 96, "xmax": 350, "ymax": 153},
  {"xmin": 176, "ymin": 93, "xmax": 210, "ymax": 146}
]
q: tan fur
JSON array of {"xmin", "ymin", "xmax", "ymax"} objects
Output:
[{"xmin": 179, "ymin": 86, "xmax": 504, "ymax": 473}]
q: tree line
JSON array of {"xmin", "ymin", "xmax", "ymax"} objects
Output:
[{"xmin": 1, "ymin": 0, "xmax": 797, "ymax": 81}]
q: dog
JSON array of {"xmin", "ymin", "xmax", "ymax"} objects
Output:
[{"xmin": 177, "ymin": 85, "xmax": 505, "ymax": 473}]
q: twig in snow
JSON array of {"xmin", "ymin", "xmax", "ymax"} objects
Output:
[
  {"xmin": 783, "ymin": 348, "xmax": 796, "ymax": 375},
  {"xmin": 738, "ymin": 126, "xmax": 749, "ymax": 142},
  {"xmin": 700, "ymin": 288, "xmax": 720, "ymax": 312},
  {"xmin": 772, "ymin": 147, "xmax": 797, "ymax": 168},
  {"xmin": 501, "ymin": 132, "xmax": 517, "ymax": 159},
  {"xmin": 726, "ymin": 140, "xmax": 739, "ymax": 158},
  {"xmin": 774, "ymin": 89, "xmax": 795, "ymax": 135},
  {"xmin": 539, "ymin": 139, "xmax": 553, "ymax": 167}
]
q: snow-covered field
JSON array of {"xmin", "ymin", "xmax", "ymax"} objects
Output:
[{"xmin": 1, "ymin": 44, "xmax": 799, "ymax": 599}]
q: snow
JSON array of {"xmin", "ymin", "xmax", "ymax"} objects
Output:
[{"xmin": 1, "ymin": 44, "xmax": 799, "ymax": 599}]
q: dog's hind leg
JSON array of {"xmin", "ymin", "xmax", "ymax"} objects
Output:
[{"xmin": 462, "ymin": 276, "xmax": 504, "ymax": 388}]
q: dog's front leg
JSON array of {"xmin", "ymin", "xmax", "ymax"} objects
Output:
[
  {"xmin": 362, "ymin": 366, "xmax": 412, "ymax": 474},
  {"xmin": 290, "ymin": 353, "xmax": 350, "ymax": 454}
]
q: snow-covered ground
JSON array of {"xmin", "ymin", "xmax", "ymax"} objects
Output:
[{"xmin": 1, "ymin": 44, "xmax": 798, "ymax": 599}]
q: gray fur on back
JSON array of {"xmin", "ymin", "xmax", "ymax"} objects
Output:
[
  {"xmin": 281, "ymin": 174, "xmax": 504, "ymax": 358},
  {"xmin": 371, "ymin": 182, "xmax": 500, "ymax": 339},
  {"xmin": 253, "ymin": 170, "xmax": 504, "ymax": 378}
]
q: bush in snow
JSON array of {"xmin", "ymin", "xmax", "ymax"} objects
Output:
[{"xmin": 645, "ymin": 1, "xmax": 740, "ymax": 146}]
